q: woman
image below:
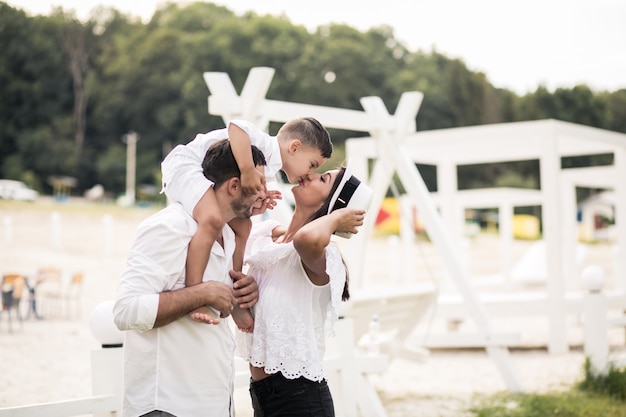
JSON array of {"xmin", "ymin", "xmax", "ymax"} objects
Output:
[{"xmin": 239, "ymin": 164, "xmax": 372, "ymax": 417}]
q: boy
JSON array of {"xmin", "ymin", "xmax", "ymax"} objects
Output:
[{"xmin": 161, "ymin": 117, "xmax": 333, "ymax": 330}]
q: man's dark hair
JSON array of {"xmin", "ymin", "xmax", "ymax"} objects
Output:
[{"xmin": 202, "ymin": 139, "xmax": 267, "ymax": 187}]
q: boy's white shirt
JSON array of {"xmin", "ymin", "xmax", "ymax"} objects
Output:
[{"xmin": 160, "ymin": 119, "xmax": 283, "ymax": 214}]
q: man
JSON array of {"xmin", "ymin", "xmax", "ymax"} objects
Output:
[{"xmin": 113, "ymin": 139, "xmax": 268, "ymax": 417}]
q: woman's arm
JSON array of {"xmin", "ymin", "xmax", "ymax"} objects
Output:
[{"xmin": 293, "ymin": 208, "xmax": 364, "ymax": 285}]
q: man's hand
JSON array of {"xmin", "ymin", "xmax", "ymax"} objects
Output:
[
  {"xmin": 204, "ymin": 281, "xmax": 237, "ymax": 318},
  {"xmin": 230, "ymin": 270, "xmax": 259, "ymax": 309}
]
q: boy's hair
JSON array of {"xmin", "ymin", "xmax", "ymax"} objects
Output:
[
  {"xmin": 202, "ymin": 139, "xmax": 266, "ymax": 188},
  {"xmin": 277, "ymin": 117, "xmax": 333, "ymax": 158}
]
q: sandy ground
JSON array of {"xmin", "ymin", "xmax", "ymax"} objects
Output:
[{"xmin": 0, "ymin": 198, "xmax": 623, "ymax": 416}]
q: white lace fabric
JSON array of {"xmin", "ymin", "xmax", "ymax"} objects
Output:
[{"xmin": 238, "ymin": 220, "xmax": 346, "ymax": 381}]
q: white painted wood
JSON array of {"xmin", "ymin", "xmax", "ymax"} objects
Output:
[
  {"xmin": 540, "ymin": 135, "xmax": 569, "ymax": 354},
  {"xmin": 0, "ymin": 396, "xmax": 118, "ymax": 417},
  {"xmin": 614, "ymin": 148, "xmax": 626, "ymax": 291}
]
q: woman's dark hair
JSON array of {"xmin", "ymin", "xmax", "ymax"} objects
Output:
[
  {"xmin": 308, "ymin": 166, "xmax": 346, "ymax": 223},
  {"xmin": 307, "ymin": 166, "xmax": 350, "ymax": 301}
]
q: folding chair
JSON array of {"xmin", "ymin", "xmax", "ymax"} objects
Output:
[{"xmin": 1, "ymin": 274, "xmax": 26, "ymax": 332}]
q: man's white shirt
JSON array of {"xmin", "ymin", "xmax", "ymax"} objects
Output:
[{"xmin": 114, "ymin": 204, "xmax": 237, "ymax": 417}]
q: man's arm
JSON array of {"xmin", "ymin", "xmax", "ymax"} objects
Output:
[
  {"xmin": 113, "ymin": 207, "xmax": 236, "ymax": 331},
  {"xmin": 154, "ymin": 280, "xmax": 236, "ymax": 328},
  {"xmin": 114, "ymin": 270, "xmax": 238, "ymax": 331}
]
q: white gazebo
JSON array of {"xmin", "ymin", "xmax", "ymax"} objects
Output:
[{"xmin": 347, "ymin": 118, "xmax": 626, "ymax": 354}]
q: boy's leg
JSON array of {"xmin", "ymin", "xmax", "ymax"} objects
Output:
[
  {"xmin": 228, "ymin": 218, "xmax": 254, "ymax": 331},
  {"xmin": 228, "ymin": 217, "xmax": 252, "ymax": 271},
  {"xmin": 189, "ymin": 309, "xmax": 221, "ymax": 324},
  {"xmin": 231, "ymin": 306, "xmax": 254, "ymax": 332},
  {"xmin": 187, "ymin": 188, "xmax": 225, "ymax": 323}
]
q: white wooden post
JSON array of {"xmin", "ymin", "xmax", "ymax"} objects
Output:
[
  {"xmin": 122, "ymin": 132, "xmax": 139, "ymax": 206},
  {"xmin": 614, "ymin": 148, "xmax": 626, "ymax": 291},
  {"xmin": 540, "ymin": 138, "xmax": 568, "ymax": 354},
  {"xmin": 90, "ymin": 301, "xmax": 125, "ymax": 417},
  {"xmin": 499, "ymin": 201, "xmax": 513, "ymax": 285},
  {"xmin": 581, "ymin": 265, "xmax": 609, "ymax": 376},
  {"xmin": 399, "ymin": 195, "xmax": 416, "ymax": 281},
  {"xmin": 560, "ymin": 179, "xmax": 579, "ymax": 292},
  {"xmin": 51, "ymin": 211, "xmax": 62, "ymax": 249},
  {"xmin": 438, "ymin": 159, "xmax": 463, "ymax": 291},
  {"xmin": 91, "ymin": 348, "xmax": 124, "ymax": 417}
]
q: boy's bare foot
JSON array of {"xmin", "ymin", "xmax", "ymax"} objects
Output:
[
  {"xmin": 189, "ymin": 305, "xmax": 220, "ymax": 324},
  {"xmin": 232, "ymin": 306, "xmax": 254, "ymax": 333}
]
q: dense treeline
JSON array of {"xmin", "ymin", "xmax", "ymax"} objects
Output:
[{"xmin": 1, "ymin": 1, "xmax": 625, "ymax": 198}]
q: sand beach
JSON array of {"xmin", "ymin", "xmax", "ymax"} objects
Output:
[{"xmin": 0, "ymin": 197, "xmax": 621, "ymax": 416}]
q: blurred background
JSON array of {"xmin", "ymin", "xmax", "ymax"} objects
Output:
[{"xmin": 1, "ymin": 1, "xmax": 625, "ymax": 208}]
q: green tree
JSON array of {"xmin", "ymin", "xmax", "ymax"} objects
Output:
[
  {"xmin": 600, "ymin": 89, "xmax": 626, "ymax": 133},
  {"xmin": 2, "ymin": 1, "xmax": 624, "ymax": 198},
  {"xmin": 0, "ymin": 4, "xmax": 73, "ymax": 184}
]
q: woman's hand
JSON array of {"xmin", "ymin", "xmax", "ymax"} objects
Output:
[{"xmin": 332, "ymin": 208, "xmax": 365, "ymax": 235}]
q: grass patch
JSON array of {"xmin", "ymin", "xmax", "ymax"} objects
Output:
[
  {"xmin": 471, "ymin": 390, "xmax": 626, "ymax": 417},
  {"xmin": 578, "ymin": 358, "xmax": 626, "ymax": 401},
  {"xmin": 470, "ymin": 358, "xmax": 626, "ymax": 417}
]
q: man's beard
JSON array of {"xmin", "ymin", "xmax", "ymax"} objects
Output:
[{"xmin": 231, "ymin": 195, "xmax": 253, "ymax": 219}]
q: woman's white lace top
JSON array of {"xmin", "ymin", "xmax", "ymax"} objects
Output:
[{"xmin": 238, "ymin": 220, "xmax": 346, "ymax": 382}]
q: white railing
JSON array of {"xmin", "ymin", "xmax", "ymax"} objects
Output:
[{"xmin": 0, "ymin": 347, "xmax": 123, "ymax": 417}]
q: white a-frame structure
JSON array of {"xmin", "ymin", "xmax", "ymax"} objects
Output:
[{"xmin": 204, "ymin": 66, "xmax": 524, "ymax": 392}]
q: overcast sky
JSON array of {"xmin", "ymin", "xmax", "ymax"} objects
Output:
[{"xmin": 7, "ymin": 0, "xmax": 626, "ymax": 95}]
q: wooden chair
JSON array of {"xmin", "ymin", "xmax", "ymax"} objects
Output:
[
  {"xmin": 34, "ymin": 267, "xmax": 64, "ymax": 319},
  {"xmin": 65, "ymin": 272, "xmax": 84, "ymax": 319},
  {"xmin": 35, "ymin": 268, "xmax": 84, "ymax": 319},
  {"xmin": 1, "ymin": 274, "xmax": 26, "ymax": 331}
]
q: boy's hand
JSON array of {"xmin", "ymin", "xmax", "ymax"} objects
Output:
[
  {"xmin": 241, "ymin": 167, "xmax": 266, "ymax": 195},
  {"xmin": 251, "ymin": 189, "xmax": 282, "ymax": 216},
  {"xmin": 265, "ymin": 189, "xmax": 282, "ymax": 210}
]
